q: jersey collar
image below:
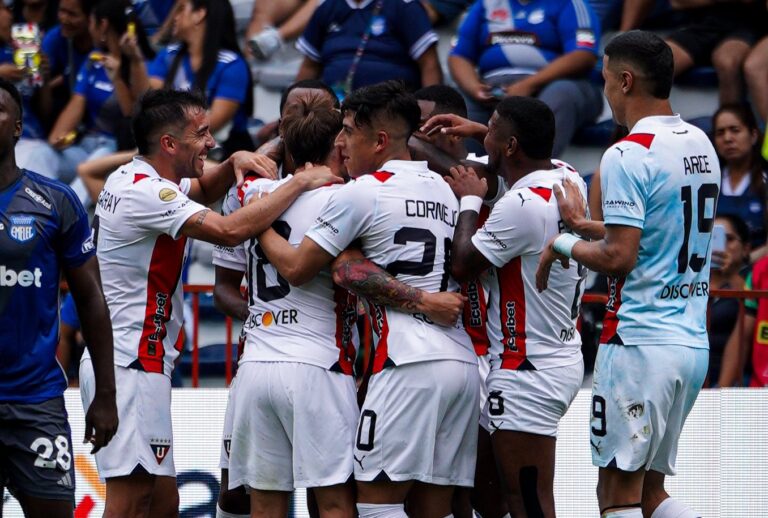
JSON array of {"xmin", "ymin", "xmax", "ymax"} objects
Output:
[
  {"xmin": 511, "ymin": 166, "xmax": 581, "ymax": 191},
  {"xmin": 632, "ymin": 114, "xmax": 683, "ymax": 133},
  {"xmin": 378, "ymin": 160, "xmax": 430, "ymax": 175}
]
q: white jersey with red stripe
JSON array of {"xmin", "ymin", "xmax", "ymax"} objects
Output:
[
  {"xmin": 238, "ymin": 177, "xmax": 358, "ymax": 373},
  {"xmin": 599, "ymin": 115, "xmax": 719, "ymax": 347},
  {"xmin": 472, "ymin": 166, "xmax": 586, "ymax": 371},
  {"xmin": 305, "ymin": 160, "xmax": 476, "ymax": 371},
  {"xmin": 90, "ymin": 158, "xmax": 206, "ymax": 376}
]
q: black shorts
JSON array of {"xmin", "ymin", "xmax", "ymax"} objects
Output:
[
  {"xmin": 0, "ymin": 397, "xmax": 76, "ymax": 502},
  {"xmin": 667, "ymin": 5, "xmax": 767, "ymax": 66}
]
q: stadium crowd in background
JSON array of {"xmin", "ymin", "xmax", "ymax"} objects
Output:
[{"xmin": 2, "ymin": 0, "xmax": 768, "ymax": 516}]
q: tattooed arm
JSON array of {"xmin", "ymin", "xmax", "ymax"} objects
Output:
[{"xmin": 332, "ymin": 249, "xmax": 466, "ymax": 327}]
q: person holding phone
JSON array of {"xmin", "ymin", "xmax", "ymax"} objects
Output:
[{"xmin": 709, "ymin": 214, "xmax": 751, "ymax": 387}]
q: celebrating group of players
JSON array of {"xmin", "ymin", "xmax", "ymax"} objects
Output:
[{"xmin": 0, "ymin": 30, "xmax": 718, "ymax": 518}]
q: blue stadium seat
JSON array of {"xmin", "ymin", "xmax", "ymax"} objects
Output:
[{"xmin": 178, "ymin": 342, "xmax": 238, "ymax": 377}]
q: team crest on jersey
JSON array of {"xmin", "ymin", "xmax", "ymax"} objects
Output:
[
  {"xmin": 370, "ymin": 16, "xmax": 386, "ymax": 37},
  {"xmin": 8, "ymin": 215, "xmax": 36, "ymax": 243},
  {"xmin": 150, "ymin": 439, "xmax": 171, "ymax": 464}
]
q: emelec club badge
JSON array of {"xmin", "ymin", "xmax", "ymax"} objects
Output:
[{"xmin": 8, "ymin": 215, "xmax": 36, "ymax": 243}]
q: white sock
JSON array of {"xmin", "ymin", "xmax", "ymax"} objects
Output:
[
  {"xmin": 603, "ymin": 509, "xmax": 642, "ymax": 517},
  {"xmin": 443, "ymin": 515, "xmax": 455, "ymax": 518},
  {"xmin": 356, "ymin": 502, "xmax": 408, "ymax": 518},
  {"xmin": 651, "ymin": 497, "xmax": 700, "ymax": 518},
  {"xmin": 216, "ymin": 503, "xmax": 249, "ymax": 518}
]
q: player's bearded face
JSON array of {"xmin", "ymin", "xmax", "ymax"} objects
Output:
[
  {"xmin": 174, "ymin": 109, "xmax": 216, "ymax": 178},
  {"xmin": 336, "ymin": 113, "xmax": 378, "ymax": 178}
]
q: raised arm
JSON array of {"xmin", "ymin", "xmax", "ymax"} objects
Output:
[
  {"xmin": 186, "ymin": 151, "xmax": 278, "ymax": 206},
  {"xmin": 537, "ymin": 225, "xmax": 641, "ymax": 292},
  {"xmin": 554, "ymin": 177, "xmax": 605, "ymax": 240},
  {"xmin": 180, "ymin": 168, "xmax": 341, "ymax": 247},
  {"xmin": 332, "ymin": 249, "xmax": 465, "ymax": 326},
  {"xmin": 444, "ymin": 166, "xmax": 494, "ymax": 282}
]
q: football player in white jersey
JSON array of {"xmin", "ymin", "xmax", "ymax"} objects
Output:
[
  {"xmin": 444, "ymin": 97, "xmax": 586, "ymax": 518},
  {"xmin": 413, "ymin": 84, "xmax": 506, "ymax": 518},
  {"xmin": 256, "ymin": 81, "xmax": 477, "ymax": 518},
  {"xmin": 80, "ymin": 89, "xmax": 340, "ymax": 518},
  {"xmin": 212, "ymin": 79, "xmax": 341, "ymax": 518},
  {"xmin": 537, "ymin": 31, "xmax": 718, "ymax": 518}
]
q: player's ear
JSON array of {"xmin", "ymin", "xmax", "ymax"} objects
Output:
[
  {"xmin": 505, "ymin": 135, "xmax": 518, "ymax": 158},
  {"xmin": 159, "ymin": 134, "xmax": 176, "ymax": 154},
  {"xmin": 621, "ymin": 70, "xmax": 634, "ymax": 94},
  {"xmin": 375, "ymin": 129, "xmax": 388, "ymax": 152},
  {"xmin": 13, "ymin": 119, "xmax": 21, "ymax": 140}
]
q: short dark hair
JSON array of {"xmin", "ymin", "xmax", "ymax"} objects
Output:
[
  {"xmin": 495, "ymin": 96, "xmax": 555, "ymax": 160},
  {"xmin": 604, "ymin": 30, "xmax": 674, "ymax": 99},
  {"xmin": 279, "ymin": 79, "xmax": 340, "ymax": 115},
  {"xmin": 717, "ymin": 213, "xmax": 750, "ymax": 245},
  {"xmin": 0, "ymin": 78, "xmax": 22, "ymax": 121},
  {"xmin": 341, "ymin": 80, "xmax": 421, "ymax": 138},
  {"xmin": 281, "ymin": 94, "xmax": 342, "ymax": 167},
  {"xmin": 414, "ymin": 84, "xmax": 468, "ymax": 118},
  {"xmin": 132, "ymin": 89, "xmax": 209, "ymax": 156}
]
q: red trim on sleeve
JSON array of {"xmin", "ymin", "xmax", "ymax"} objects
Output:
[
  {"xmin": 133, "ymin": 173, "xmax": 149, "ymax": 184},
  {"xmin": 619, "ymin": 133, "xmax": 655, "ymax": 149}
]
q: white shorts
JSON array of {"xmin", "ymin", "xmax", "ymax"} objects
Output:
[
  {"xmin": 590, "ymin": 344, "xmax": 708, "ymax": 476},
  {"xmin": 228, "ymin": 362, "xmax": 359, "ymax": 491},
  {"xmin": 480, "ymin": 360, "xmax": 583, "ymax": 437},
  {"xmin": 478, "ymin": 354, "xmax": 491, "ymax": 414},
  {"xmin": 354, "ymin": 360, "xmax": 480, "ymax": 487},
  {"xmin": 219, "ymin": 374, "xmax": 240, "ymax": 470},
  {"xmin": 79, "ymin": 361, "xmax": 175, "ymax": 480}
]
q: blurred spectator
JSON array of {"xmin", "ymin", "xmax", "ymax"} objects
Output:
[
  {"xmin": 130, "ymin": 0, "xmax": 175, "ymax": 36},
  {"xmin": 0, "ymin": 1, "xmax": 61, "ymax": 178},
  {"xmin": 244, "ymin": 0, "xmax": 318, "ymax": 61},
  {"xmin": 744, "ymin": 33, "xmax": 768, "ymax": 125},
  {"xmin": 665, "ymin": 0, "xmax": 767, "ymax": 106},
  {"xmin": 42, "ymin": 0, "xmax": 95, "ymax": 118},
  {"xmin": 49, "ymin": 0, "xmax": 154, "ymax": 189},
  {"xmin": 590, "ymin": 0, "xmax": 681, "ymax": 32},
  {"xmin": 420, "ymin": 0, "xmax": 475, "ymax": 26},
  {"xmin": 448, "ymin": 0, "xmax": 602, "ymax": 157},
  {"xmin": 295, "ymin": 0, "xmax": 442, "ymax": 99},
  {"xmin": 13, "ymin": 0, "xmax": 59, "ymax": 32},
  {"xmin": 740, "ymin": 255, "xmax": 768, "ymax": 387},
  {"xmin": 708, "ymin": 214, "xmax": 751, "ymax": 387},
  {"xmin": 712, "ymin": 103, "xmax": 768, "ymax": 259},
  {"xmin": 147, "ymin": 0, "xmax": 255, "ymax": 157}
]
